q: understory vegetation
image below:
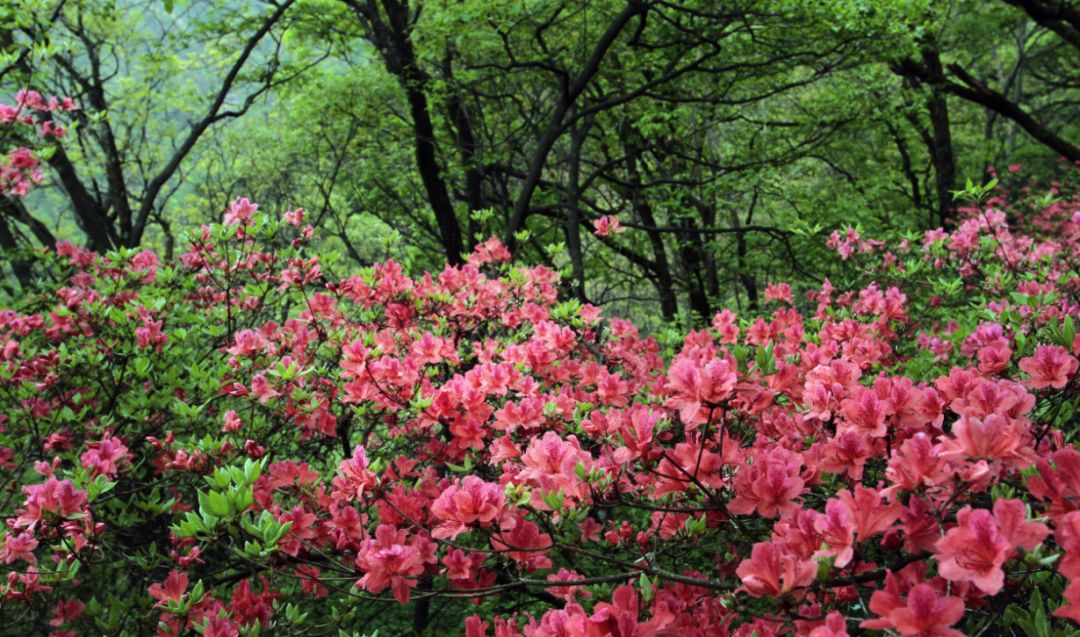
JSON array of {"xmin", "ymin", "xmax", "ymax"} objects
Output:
[{"xmin": 2, "ymin": 1, "xmax": 1080, "ymax": 635}]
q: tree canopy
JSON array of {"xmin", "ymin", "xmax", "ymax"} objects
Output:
[{"xmin": 2, "ymin": 0, "xmax": 1078, "ymax": 326}]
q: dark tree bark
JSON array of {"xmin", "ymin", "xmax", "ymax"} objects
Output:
[
  {"xmin": 0, "ymin": 215, "xmax": 31, "ymax": 289},
  {"xmin": 56, "ymin": 29, "xmax": 134, "ymax": 242},
  {"xmin": 1002, "ymin": 0, "xmax": 1080, "ymax": 51},
  {"xmin": 7, "ymin": 1, "xmax": 295, "ymax": 253},
  {"xmin": 943, "ymin": 61, "xmax": 1080, "ymax": 166},
  {"xmin": 0, "ymin": 195, "xmax": 58, "ymax": 289},
  {"xmin": 895, "ymin": 50, "xmax": 1080, "ymax": 169},
  {"xmin": 885, "ymin": 119, "xmax": 928, "ymax": 225},
  {"xmin": 728, "ymin": 193, "xmax": 759, "ymax": 311},
  {"xmin": 675, "ymin": 214, "xmax": 712, "ymax": 324},
  {"xmin": 131, "ymin": 0, "xmax": 296, "ymax": 246},
  {"xmin": 47, "ymin": 145, "xmax": 117, "ymax": 253},
  {"xmin": 921, "ymin": 46, "xmax": 957, "ymax": 230},
  {"xmin": 344, "ymin": 0, "xmax": 464, "ymax": 265},
  {"xmin": 622, "ymin": 127, "xmax": 679, "ymax": 321},
  {"xmin": 564, "ymin": 116, "xmax": 590, "ymax": 302},
  {"xmin": 442, "ymin": 51, "xmax": 486, "ymax": 250},
  {"xmin": 503, "ymin": 0, "xmax": 648, "ymax": 252}
]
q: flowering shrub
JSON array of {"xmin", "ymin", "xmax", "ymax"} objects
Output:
[
  {"xmin": 0, "ymin": 90, "xmax": 76, "ymax": 197},
  {"xmin": 1, "ymin": 179, "xmax": 1080, "ymax": 637}
]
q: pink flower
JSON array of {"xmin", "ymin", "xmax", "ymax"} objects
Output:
[
  {"xmin": 411, "ymin": 332, "xmax": 458, "ymax": 365},
  {"xmin": 712, "ymin": 308, "xmax": 740, "ymax": 343},
  {"xmin": 15, "ymin": 478, "xmax": 89, "ymax": 529},
  {"xmin": 284, "ymin": 208, "xmax": 305, "ymax": 226},
  {"xmin": 431, "ymin": 476, "xmax": 507, "ymax": 539},
  {"xmin": 736, "ymin": 540, "xmax": 816, "ymax": 597},
  {"xmin": 810, "ymin": 612, "xmax": 849, "ymax": 637},
  {"xmin": 839, "ymin": 386, "xmax": 890, "ymax": 438},
  {"xmin": 814, "ymin": 499, "xmax": 855, "ymax": 567},
  {"xmin": 977, "ymin": 342, "xmax": 1012, "ymax": 375},
  {"xmin": 224, "ymin": 197, "xmax": 258, "ymax": 226},
  {"xmin": 1055, "ymin": 511, "xmax": 1080, "ymax": 579},
  {"xmin": 250, "ymin": 374, "xmax": 279, "ymax": 404},
  {"xmin": 148, "ymin": 570, "xmax": 188, "ymax": 606},
  {"xmin": 764, "ymin": 282, "xmax": 793, "ymax": 304},
  {"xmin": 1019, "ymin": 345, "xmax": 1079, "ymax": 389},
  {"xmin": 592, "ymin": 215, "xmax": 623, "ymax": 237},
  {"xmin": 1055, "ymin": 581, "xmax": 1080, "ymax": 623},
  {"xmin": 222, "ymin": 410, "xmax": 243, "ymax": 433},
  {"xmin": 729, "ymin": 446, "xmax": 804, "ymax": 518},
  {"xmin": 465, "ymin": 615, "xmax": 490, "ymax": 637},
  {"xmin": 332, "ymin": 445, "xmax": 377, "ymax": 503},
  {"xmin": 664, "ymin": 355, "xmax": 737, "ymax": 426},
  {"xmin": 49, "ymin": 599, "xmax": 84, "ymax": 627},
  {"xmin": 821, "ymin": 431, "xmax": 871, "ymax": 481},
  {"xmin": 468, "ymin": 237, "xmax": 512, "ymax": 265},
  {"xmin": 518, "ymin": 432, "xmax": 593, "ymax": 507},
  {"xmin": 135, "ymin": 317, "xmax": 167, "ymax": 350},
  {"xmin": 862, "ymin": 583, "xmax": 965, "ymax": 637},
  {"xmin": 355, "ymin": 525, "xmax": 426, "ymax": 604},
  {"xmin": 940, "ymin": 411, "xmax": 1033, "ymax": 467},
  {"xmin": 0, "ymin": 532, "xmax": 38, "ymax": 563},
  {"xmin": 933, "ymin": 499, "xmax": 1048, "ymax": 594},
  {"xmin": 80, "ymin": 434, "xmax": 130, "ymax": 478},
  {"xmin": 838, "ymin": 485, "xmax": 901, "ymax": 541}
]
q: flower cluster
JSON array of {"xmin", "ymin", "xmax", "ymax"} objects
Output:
[
  {"xmin": 0, "ymin": 176, "xmax": 1078, "ymax": 636},
  {"xmin": 0, "ymin": 90, "xmax": 77, "ymax": 197}
]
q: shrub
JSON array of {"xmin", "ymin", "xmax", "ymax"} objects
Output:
[{"xmin": 1, "ymin": 181, "xmax": 1080, "ymax": 637}]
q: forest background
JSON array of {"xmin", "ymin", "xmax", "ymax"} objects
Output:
[{"xmin": 3, "ymin": 0, "xmax": 1078, "ymax": 326}]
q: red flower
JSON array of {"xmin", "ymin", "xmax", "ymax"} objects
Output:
[
  {"xmin": 490, "ymin": 516, "xmax": 553, "ymax": 571},
  {"xmin": 1019, "ymin": 345, "xmax": 1079, "ymax": 389},
  {"xmin": 839, "ymin": 386, "xmax": 890, "ymax": 438},
  {"xmin": 333, "ymin": 445, "xmax": 377, "ymax": 503},
  {"xmin": 431, "ymin": 476, "xmax": 507, "ymax": 539},
  {"xmin": 0, "ymin": 532, "xmax": 37, "ymax": 564},
  {"xmin": 814, "ymin": 499, "xmax": 855, "ymax": 567},
  {"xmin": 933, "ymin": 499, "xmax": 1048, "ymax": 594},
  {"xmin": 587, "ymin": 584, "xmax": 672, "ymax": 636},
  {"xmin": 863, "ymin": 583, "xmax": 965, "ymax": 637},
  {"xmin": 202, "ymin": 616, "xmax": 239, "ymax": 637},
  {"xmin": 148, "ymin": 570, "xmax": 188, "ymax": 606},
  {"xmin": 729, "ymin": 446, "xmax": 804, "ymax": 518},
  {"xmin": 838, "ymin": 485, "xmax": 901, "ymax": 541},
  {"xmin": 736, "ymin": 540, "xmax": 816, "ymax": 597},
  {"xmin": 49, "ymin": 599, "xmax": 84, "ymax": 627},
  {"xmin": 355, "ymin": 525, "xmax": 426, "ymax": 604},
  {"xmin": 809, "ymin": 612, "xmax": 849, "ymax": 637},
  {"xmin": 1054, "ymin": 580, "xmax": 1080, "ymax": 623},
  {"xmin": 664, "ymin": 355, "xmax": 737, "ymax": 427},
  {"xmin": 886, "ymin": 433, "xmax": 950, "ymax": 490},
  {"xmin": 1056, "ymin": 511, "xmax": 1080, "ymax": 579}
]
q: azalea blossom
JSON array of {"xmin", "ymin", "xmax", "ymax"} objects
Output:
[
  {"xmin": 736, "ymin": 540, "xmax": 816, "ymax": 597},
  {"xmin": 933, "ymin": 499, "xmax": 1048, "ymax": 594}
]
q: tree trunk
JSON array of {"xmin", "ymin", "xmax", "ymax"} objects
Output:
[
  {"xmin": 922, "ymin": 46, "xmax": 957, "ymax": 230},
  {"xmin": 564, "ymin": 117, "xmax": 591, "ymax": 302}
]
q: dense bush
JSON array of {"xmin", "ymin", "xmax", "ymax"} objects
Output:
[{"xmin": 1, "ymin": 177, "xmax": 1080, "ymax": 636}]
